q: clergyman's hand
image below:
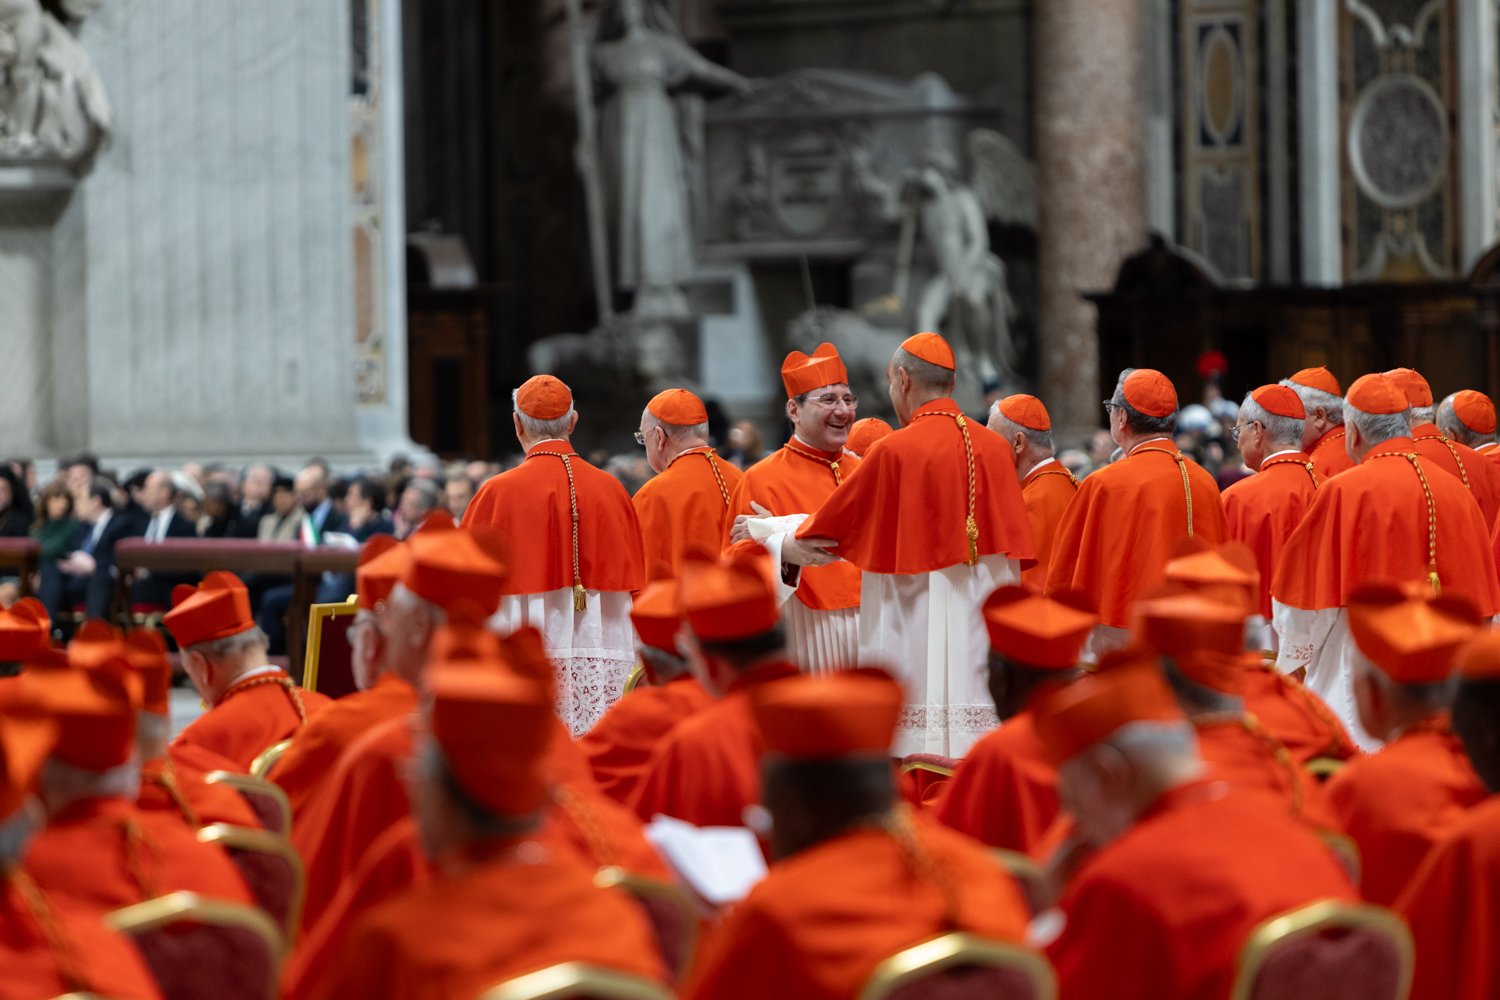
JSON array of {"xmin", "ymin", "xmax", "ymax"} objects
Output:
[
  {"xmin": 730, "ymin": 500, "xmax": 774, "ymax": 544},
  {"xmin": 782, "ymin": 535, "xmax": 838, "ymax": 568}
]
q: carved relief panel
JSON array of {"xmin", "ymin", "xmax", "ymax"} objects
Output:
[
  {"xmin": 1339, "ymin": 0, "xmax": 1457, "ymax": 280},
  {"xmin": 1180, "ymin": 0, "xmax": 1262, "ymax": 282}
]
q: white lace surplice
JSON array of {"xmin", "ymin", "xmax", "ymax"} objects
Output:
[
  {"xmin": 1271, "ymin": 600, "xmax": 1380, "ymax": 751},
  {"xmin": 491, "ymin": 589, "xmax": 636, "ymax": 738},
  {"xmin": 859, "ymin": 554, "xmax": 1019, "ymax": 757}
]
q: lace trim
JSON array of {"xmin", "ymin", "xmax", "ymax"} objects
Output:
[
  {"xmin": 554, "ymin": 655, "xmax": 636, "ymax": 738},
  {"xmin": 896, "ymin": 704, "xmax": 999, "ymax": 736}
]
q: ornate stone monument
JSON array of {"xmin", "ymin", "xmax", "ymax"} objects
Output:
[{"xmin": 0, "ymin": 0, "xmax": 408, "ymax": 466}]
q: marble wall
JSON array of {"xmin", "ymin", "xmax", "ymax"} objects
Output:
[{"xmin": 0, "ymin": 1, "xmax": 383, "ymax": 464}]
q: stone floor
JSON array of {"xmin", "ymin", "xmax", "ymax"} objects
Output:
[{"xmin": 169, "ymin": 686, "xmax": 207, "ymax": 739}]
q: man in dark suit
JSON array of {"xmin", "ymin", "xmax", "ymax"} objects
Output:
[
  {"xmin": 38, "ymin": 476, "xmax": 145, "ymax": 624},
  {"xmin": 294, "ymin": 462, "xmax": 348, "ymax": 541},
  {"xmin": 130, "ymin": 469, "xmax": 200, "ymax": 608},
  {"xmin": 228, "ymin": 462, "xmax": 274, "ymax": 539}
]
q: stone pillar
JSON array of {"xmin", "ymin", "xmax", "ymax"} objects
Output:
[{"xmin": 1035, "ymin": 0, "xmax": 1148, "ymax": 438}]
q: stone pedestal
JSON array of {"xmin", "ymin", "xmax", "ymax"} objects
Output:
[
  {"xmin": 1035, "ymin": 0, "xmax": 1147, "ymax": 438},
  {"xmin": 0, "ymin": 1, "xmax": 412, "ymax": 468}
]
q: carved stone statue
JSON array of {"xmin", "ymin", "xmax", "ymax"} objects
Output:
[
  {"xmin": 0, "ymin": 0, "xmax": 110, "ymax": 163},
  {"xmin": 900, "ymin": 130, "xmax": 1035, "ymax": 392},
  {"xmin": 592, "ymin": 0, "xmax": 750, "ymax": 320}
]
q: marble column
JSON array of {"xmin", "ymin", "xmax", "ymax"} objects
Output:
[{"xmin": 1035, "ymin": 0, "xmax": 1148, "ymax": 437}]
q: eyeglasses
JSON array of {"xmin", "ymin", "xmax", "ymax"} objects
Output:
[
  {"xmin": 1102, "ymin": 399, "xmax": 1119, "ymax": 413},
  {"xmin": 633, "ymin": 430, "xmax": 650, "ymax": 446},
  {"xmin": 1230, "ymin": 420, "xmax": 1258, "ymax": 443},
  {"xmin": 807, "ymin": 393, "xmax": 859, "ymax": 408}
]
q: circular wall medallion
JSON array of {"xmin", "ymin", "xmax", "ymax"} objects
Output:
[
  {"xmin": 1348, "ymin": 73, "xmax": 1448, "ymax": 210},
  {"xmin": 1200, "ymin": 27, "xmax": 1243, "ymax": 146}
]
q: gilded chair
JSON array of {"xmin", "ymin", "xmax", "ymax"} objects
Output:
[
  {"xmin": 1230, "ymin": 899, "xmax": 1413, "ymax": 1000},
  {"xmin": 1305, "ymin": 757, "xmax": 1347, "ymax": 782},
  {"xmin": 477, "ymin": 963, "xmax": 673, "ymax": 1000},
  {"xmin": 899, "ymin": 754, "xmax": 959, "ymax": 808},
  {"xmin": 622, "ymin": 662, "xmax": 645, "ymax": 695},
  {"xmin": 105, "ymin": 891, "xmax": 282, "ymax": 1000},
  {"xmin": 859, "ymin": 932, "xmax": 1057, "ymax": 1000},
  {"xmin": 205, "ymin": 771, "xmax": 292, "ymax": 837},
  {"xmin": 197, "ymin": 823, "xmax": 305, "ymax": 949},
  {"xmin": 989, "ymin": 849, "xmax": 1051, "ymax": 917},
  {"xmin": 302, "ymin": 597, "xmax": 360, "ymax": 698},
  {"xmin": 249, "ymin": 738, "xmax": 293, "ymax": 780},
  {"xmin": 594, "ymin": 866, "xmax": 699, "ymax": 983},
  {"xmin": 1317, "ymin": 831, "xmax": 1363, "ymax": 889}
]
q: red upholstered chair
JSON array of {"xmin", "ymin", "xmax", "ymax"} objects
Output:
[
  {"xmin": 249, "ymin": 738, "xmax": 293, "ymax": 780},
  {"xmin": 899, "ymin": 754, "xmax": 959, "ymax": 809},
  {"xmin": 1317, "ymin": 832, "xmax": 1363, "ymax": 889},
  {"xmin": 197, "ymin": 824, "xmax": 304, "ymax": 949},
  {"xmin": 1231, "ymin": 900, "xmax": 1413, "ymax": 1000},
  {"xmin": 476, "ymin": 963, "xmax": 672, "ymax": 1000},
  {"xmin": 1305, "ymin": 757, "xmax": 1347, "ymax": 783},
  {"xmin": 594, "ymin": 867, "xmax": 699, "ymax": 985},
  {"xmin": 859, "ymin": 932, "xmax": 1056, "ymax": 1000},
  {"xmin": 205, "ymin": 772, "xmax": 292, "ymax": 837},
  {"xmin": 105, "ymin": 892, "xmax": 281, "ymax": 1000},
  {"xmin": 302, "ymin": 598, "xmax": 360, "ymax": 699}
]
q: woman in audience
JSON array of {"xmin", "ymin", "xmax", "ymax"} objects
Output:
[
  {"xmin": 0, "ymin": 467, "xmax": 31, "ymax": 536},
  {"xmin": 31, "ymin": 481, "xmax": 80, "ymax": 565}
]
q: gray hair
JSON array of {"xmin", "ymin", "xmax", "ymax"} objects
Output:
[
  {"xmin": 1410, "ymin": 405, "xmax": 1435, "ymax": 425},
  {"xmin": 1111, "ymin": 369, "xmax": 1176, "ymax": 437},
  {"xmin": 988, "ymin": 404, "xmax": 1054, "ymax": 453},
  {"xmin": 639, "ymin": 644, "xmax": 691, "ymax": 683},
  {"xmin": 40, "ymin": 754, "xmax": 141, "ymax": 813},
  {"xmin": 642, "ymin": 410, "xmax": 710, "ymax": 444},
  {"xmin": 892, "ymin": 348, "xmax": 956, "ymax": 393},
  {"xmin": 135, "ymin": 711, "xmax": 171, "ymax": 760},
  {"xmin": 1437, "ymin": 393, "xmax": 1494, "ymax": 446},
  {"xmin": 1239, "ymin": 395, "xmax": 1304, "ymax": 449},
  {"xmin": 186, "ymin": 625, "xmax": 269, "ymax": 663},
  {"xmin": 512, "ymin": 389, "xmax": 575, "ymax": 439},
  {"xmin": 1102, "ymin": 720, "xmax": 1199, "ymax": 761},
  {"xmin": 1343, "ymin": 401, "xmax": 1412, "ymax": 448},
  {"xmin": 1367, "ymin": 662, "xmax": 1456, "ymax": 711},
  {"xmin": 1280, "ymin": 380, "xmax": 1345, "ymax": 427},
  {"xmin": 402, "ymin": 478, "xmax": 441, "ymax": 513}
]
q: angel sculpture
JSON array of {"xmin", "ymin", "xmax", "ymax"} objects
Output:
[{"xmin": 896, "ymin": 130, "xmax": 1036, "ymax": 392}]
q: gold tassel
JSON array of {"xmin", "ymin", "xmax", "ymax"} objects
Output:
[
  {"xmin": 965, "ymin": 515, "xmax": 979, "ymax": 566},
  {"xmin": 573, "ymin": 583, "xmax": 588, "ymax": 611},
  {"xmin": 1429, "ymin": 572, "xmax": 1441, "ymax": 595}
]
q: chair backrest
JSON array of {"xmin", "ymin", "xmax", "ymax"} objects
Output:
[
  {"xmin": 622, "ymin": 662, "xmax": 645, "ymax": 695},
  {"xmin": 197, "ymin": 823, "xmax": 305, "ymax": 948},
  {"xmin": 105, "ymin": 891, "xmax": 281, "ymax": 1000},
  {"xmin": 1317, "ymin": 832, "xmax": 1363, "ymax": 888},
  {"xmin": 249, "ymin": 739, "xmax": 293, "ymax": 780},
  {"xmin": 477, "ymin": 963, "xmax": 672, "ymax": 1000},
  {"xmin": 989, "ymin": 849, "xmax": 1051, "ymax": 917},
  {"xmin": 859, "ymin": 932, "xmax": 1056, "ymax": 1000},
  {"xmin": 899, "ymin": 755, "xmax": 960, "ymax": 809},
  {"xmin": 302, "ymin": 598, "xmax": 360, "ymax": 698},
  {"xmin": 205, "ymin": 772, "xmax": 293, "ymax": 837},
  {"xmin": 594, "ymin": 866, "xmax": 699, "ymax": 983},
  {"xmin": 1305, "ymin": 757, "xmax": 1347, "ymax": 782},
  {"xmin": 1231, "ymin": 899, "xmax": 1413, "ymax": 1000}
]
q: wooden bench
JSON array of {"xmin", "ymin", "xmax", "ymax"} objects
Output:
[
  {"xmin": 113, "ymin": 539, "xmax": 358, "ymax": 681},
  {"xmin": 0, "ymin": 537, "xmax": 40, "ymax": 597}
]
